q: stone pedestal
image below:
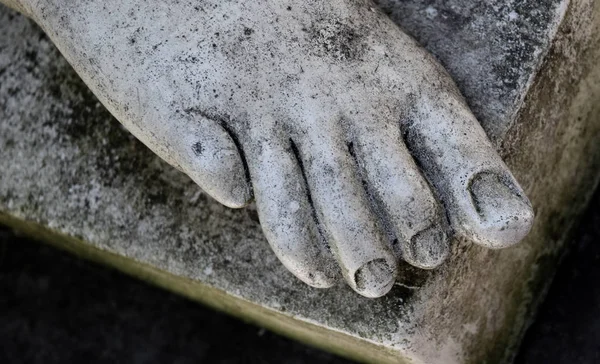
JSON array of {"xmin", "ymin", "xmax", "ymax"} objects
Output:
[{"xmin": 2, "ymin": 1, "xmax": 600, "ymax": 363}]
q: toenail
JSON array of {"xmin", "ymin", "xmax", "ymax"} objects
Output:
[
  {"xmin": 469, "ymin": 172, "xmax": 530, "ymax": 217},
  {"xmin": 407, "ymin": 224, "xmax": 449, "ymax": 269},
  {"xmin": 467, "ymin": 171, "xmax": 534, "ymax": 247},
  {"xmin": 353, "ymin": 258, "xmax": 395, "ymax": 298}
]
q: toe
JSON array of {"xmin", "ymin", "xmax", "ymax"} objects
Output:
[
  {"xmin": 246, "ymin": 135, "xmax": 338, "ymax": 288},
  {"xmin": 402, "ymin": 93, "xmax": 534, "ymax": 248},
  {"xmin": 350, "ymin": 120, "xmax": 449, "ymax": 269},
  {"xmin": 296, "ymin": 125, "xmax": 398, "ymax": 298},
  {"xmin": 167, "ymin": 115, "xmax": 252, "ymax": 208}
]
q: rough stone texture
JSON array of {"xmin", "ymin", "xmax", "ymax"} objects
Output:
[
  {"xmin": 1, "ymin": 1, "xmax": 600, "ymax": 363},
  {"xmin": 376, "ymin": 0, "xmax": 567, "ymax": 143}
]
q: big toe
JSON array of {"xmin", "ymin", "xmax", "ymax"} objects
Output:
[{"xmin": 401, "ymin": 92, "xmax": 534, "ymax": 248}]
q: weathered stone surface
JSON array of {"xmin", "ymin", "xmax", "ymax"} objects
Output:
[
  {"xmin": 1, "ymin": 1, "xmax": 600, "ymax": 363},
  {"xmin": 376, "ymin": 0, "xmax": 567, "ymax": 142}
]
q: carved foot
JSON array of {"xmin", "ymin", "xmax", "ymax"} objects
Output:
[{"xmin": 8, "ymin": 0, "xmax": 534, "ymax": 297}]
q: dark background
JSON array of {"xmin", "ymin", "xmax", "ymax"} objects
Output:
[{"xmin": 1, "ymin": 188, "xmax": 599, "ymax": 363}]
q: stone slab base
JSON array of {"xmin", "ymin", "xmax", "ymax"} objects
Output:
[{"xmin": 2, "ymin": 1, "xmax": 600, "ymax": 362}]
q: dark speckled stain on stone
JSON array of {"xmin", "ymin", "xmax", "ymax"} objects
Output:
[
  {"xmin": 49, "ymin": 72, "xmax": 176, "ymax": 211},
  {"xmin": 191, "ymin": 141, "xmax": 204, "ymax": 156},
  {"xmin": 307, "ymin": 17, "xmax": 367, "ymax": 62}
]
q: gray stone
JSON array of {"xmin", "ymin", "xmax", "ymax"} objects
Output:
[
  {"xmin": 1, "ymin": 0, "xmax": 600, "ymax": 363},
  {"xmin": 376, "ymin": 0, "xmax": 567, "ymax": 142},
  {"xmin": 3, "ymin": 0, "xmax": 536, "ymax": 297}
]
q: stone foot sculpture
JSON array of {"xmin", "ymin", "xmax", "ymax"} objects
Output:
[{"xmin": 2, "ymin": 0, "xmax": 534, "ymax": 297}]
